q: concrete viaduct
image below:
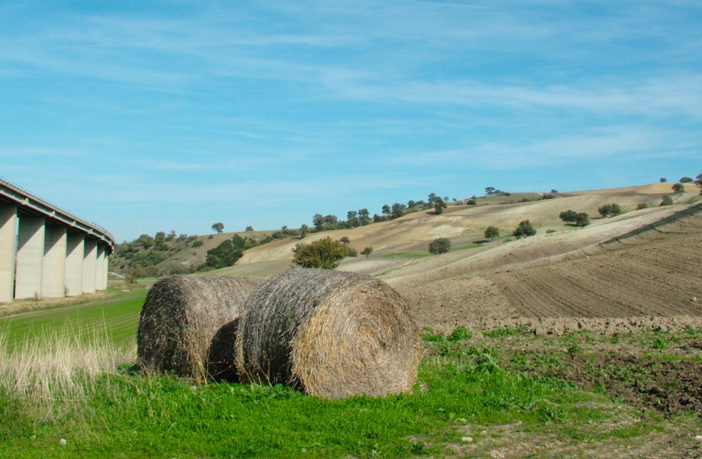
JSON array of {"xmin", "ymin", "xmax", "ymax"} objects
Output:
[{"xmin": 0, "ymin": 178, "xmax": 115, "ymax": 303}]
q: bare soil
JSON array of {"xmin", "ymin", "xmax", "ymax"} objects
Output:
[{"xmin": 393, "ymin": 202, "xmax": 702, "ymax": 334}]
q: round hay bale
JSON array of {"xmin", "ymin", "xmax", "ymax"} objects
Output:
[
  {"xmin": 137, "ymin": 274, "xmax": 260, "ymax": 381},
  {"xmin": 235, "ymin": 268, "xmax": 422, "ymax": 399}
]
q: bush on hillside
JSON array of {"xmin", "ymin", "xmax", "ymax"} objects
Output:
[
  {"xmin": 660, "ymin": 195, "xmax": 673, "ymax": 206},
  {"xmin": 361, "ymin": 247, "xmax": 373, "ymax": 257},
  {"xmin": 192, "ymin": 240, "xmax": 203, "ymax": 248},
  {"xmin": 559, "ymin": 210, "xmax": 578, "ymax": 223},
  {"xmin": 484, "ymin": 226, "xmax": 500, "ymax": 240},
  {"xmin": 637, "ymin": 202, "xmax": 648, "ymax": 210},
  {"xmin": 203, "ymin": 240, "xmax": 243, "ymax": 270},
  {"xmin": 428, "ymin": 238, "xmax": 451, "ymax": 255},
  {"xmin": 513, "ymin": 220, "xmax": 536, "ymax": 238},
  {"xmin": 672, "ymin": 183, "xmax": 685, "ymax": 193},
  {"xmin": 292, "ymin": 237, "xmax": 347, "ymax": 270},
  {"xmin": 680, "ymin": 176, "xmax": 693, "ymax": 183},
  {"xmin": 598, "ymin": 203, "xmax": 622, "ymax": 218},
  {"xmin": 575, "ymin": 213, "xmax": 590, "ymax": 227}
]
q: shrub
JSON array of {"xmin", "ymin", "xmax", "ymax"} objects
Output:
[
  {"xmin": 340, "ymin": 236, "xmax": 350, "ymax": 244},
  {"xmin": 292, "ymin": 237, "xmax": 347, "ymax": 270},
  {"xmin": 466, "ymin": 199, "xmax": 476, "ymax": 205},
  {"xmin": 428, "ymin": 238, "xmax": 451, "ymax": 254},
  {"xmin": 361, "ymin": 247, "xmax": 373, "ymax": 257},
  {"xmin": 513, "ymin": 220, "xmax": 536, "ymax": 238},
  {"xmin": 204, "ymin": 240, "xmax": 243, "ymax": 269},
  {"xmin": 680, "ymin": 176, "xmax": 693, "ymax": 183},
  {"xmin": 484, "ymin": 226, "xmax": 500, "ymax": 240},
  {"xmin": 192, "ymin": 240, "xmax": 204, "ymax": 248},
  {"xmin": 697, "ymin": 173, "xmax": 702, "ymax": 194},
  {"xmin": 660, "ymin": 195, "xmax": 673, "ymax": 206},
  {"xmin": 447, "ymin": 326, "xmax": 471, "ymax": 342},
  {"xmin": 637, "ymin": 202, "xmax": 648, "ymax": 210},
  {"xmin": 433, "ymin": 198, "xmax": 447, "ymax": 215},
  {"xmin": 559, "ymin": 210, "xmax": 578, "ymax": 223},
  {"xmin": 575, "ymin": 213, "xmax": 590, "ymax": 227},
  {"xmin": 660, "ymin": 177, "xmax": 667, "ymax": 183},
  {"xmin": 541, "ymin": 194, "xmax": 555, "ymax": 199},
  {"xmin": 598, "ymin": 203, "xmax": 622, "ymax": 217},
  {"xmin": 672, "ymin": 183, "xmax": 685, "ymax": 193},
  {"xmin": 245, "ymin": 226, "xmax": 254, "ymax": 231},
  {"xmin": 345, "ymin": 247, "xmax": 357, "ymax": 257}
]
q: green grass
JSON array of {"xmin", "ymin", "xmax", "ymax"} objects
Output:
[
  {"xmin": 0, "ymin": 289, "xmax": 147, "ymax": 350},
  {"xmin": 0, "ymin": 341, "xmax": 622, "ymax": 457},
  {"xmin": 1, "ymin": 293, "xmax": 700, "ymax": 457}
]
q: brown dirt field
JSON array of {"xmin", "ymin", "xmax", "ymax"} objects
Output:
[{"xmin": 391, "ymin": 202, "xmax": 702, "ymax": 334}]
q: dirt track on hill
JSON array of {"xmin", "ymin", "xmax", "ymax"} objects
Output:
[{"xmin": 395, "ymin": 202, "xmax": 702, "ymax": 334}]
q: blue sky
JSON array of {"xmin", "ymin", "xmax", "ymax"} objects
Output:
[{"xmin": 1, "ymin": 1, "xmax": 700, "ymax": 242}]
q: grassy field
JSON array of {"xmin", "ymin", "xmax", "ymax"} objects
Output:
[
  {"xmin": 1, "ymin": 291, "xmax": 701, "ymax": 457},
  {"xmin": 0, "ymin": 289, "xmax": 147, "ymax": 350}
]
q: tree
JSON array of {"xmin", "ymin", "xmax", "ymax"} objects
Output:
[
  {"xmin": 485, "ymin": 186, "xmax": 496, "ymax": 196},
  {"xmin": 559, "ymin": 210, "xmax": 578, "ymax": 223},
  {"xmin": 598, "ymin": 203, "xmax": 622, "ymax": 217},
  {"xmin": 212, "ymin": 222, "xmax": 224, "ymax": 234},
  {"xmin": 361, "ymin": 247, "xmax": 373, "ymax": 257},
  {"xmin": 323, "ymin": 215, "xmax": 338, "ymax": 226},
  {"xmin": 680, "ymin": 176, "xmax": 693, "ymax": 183},
  {"xmin": 660, "ymin": 177, "xmax": 667, "ymax": 183},
  {"xmin": 292, "ymin": 237, "xmax": 347, "ymax": 270},
  {"xmin": 696, "ymin": 173, "xmax": 702, "ymax": 194},
  {"xmin": 484, "ymin": 226, "xmax": 500, "ymax": 240},
  {"xmin": 300, "ymin": 224, "xmax": 308, "ymax": 239},
  {"xmin": 428, "ymin": 192, "xmax": 438, "ymax": 203},
  {"xmin": 428, "ymin": 238, "xmax": 451, "ymax": 254},
  {"xmin": 204, "ymin": 240, "xmax": 242, "ymax": 269},
  {"xmin": 391, "ymin": 202, "xmax": 406, "ymax": 219},
  {"xmin": 575, "ymin": 213, "xmax": 590, "ymax": 227},
  {"xmin": 672, "ymin": 183, "xmax": 685, "ymax": 193},
  {"xmin": 340, "ymin": 236, "xmax": 350, "ymax": 244},
  {"xmin": 551, "ymin": 189, "xmax": 558, "ymax": 194},
  {"xmin": 513, "ymin": 220, "xmax": 536, "ymax": 238},
  {"xmin": 433, "ymin": 197, "xmax": 447, "ymax": 215},
  {"xmin": 245, "ymin": 226, "xmax": 254, "ymax": 231},
  {"xmin": 313, "ymin": 213, "xmax": 324, "ymax": 230},
  {"xmin": 381, "ymin": 204, "xmax": 391, "ymax": 216},
  {"xmin": 466, "ymin": 198, "xmax": 476, "ymax": 205}
]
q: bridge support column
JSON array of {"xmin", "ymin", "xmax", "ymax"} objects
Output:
[
  {"xmin": 0, "ymin": 204, "xmax": 17, "ymax": 303},
  {"xmin": 65, "ymin": 233, "xmax": 84, "ymax": 296},
  {"xmin": 41, "ymin": 224, "xmax": 66, "ymax": 298},
  {"xmin": 95, "ymin": 245, "xmax": 107, "ymax": 291},
  {"xmin": 82, "ymin": 238, "xmax": 97, "ymax": 294},
  {"xmin": 15, "ymin": 215, "xmax": 45, "ymax": 300}
]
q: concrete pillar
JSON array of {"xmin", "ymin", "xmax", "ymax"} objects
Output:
[
  {"xmin": 95, "ymin": 245, "xmax": 107, "ymax": 291},
  {"xmin": 0, "ymin": 204, "xmax": 17, "ymax": 303},
  {"xmin": 41, "ymin": 224, "xmax": 66, "ymax": 298},
  {"xmin": 82, "ymin": 238, "xmax": 97, "ymax": 294},
  {"xmin": 15, "ymin": 215, "xmax": 45, "ymax": 300},
  {"xmin": 65, "ymin": 233, "xmax": 84, "ymax": 296},
  {"xmin": 103, "ymin": 249, "xmax": 109, "ymax": 289}
]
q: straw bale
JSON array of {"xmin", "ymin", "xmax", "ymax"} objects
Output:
[
  {"xmin": 235, "ymin": 268, "xmax": 422, "ymax": 399},
  {"xmin": 137, "ymin": 274, "xmax": 260, "ymax": 381}
]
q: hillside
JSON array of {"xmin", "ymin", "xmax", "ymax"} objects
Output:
[
  {"xmin": 211, "ymin": 182, "xmax": 702, "ymax": 334},
  {"xmin": 238, "ymin": 182, "xmax": 695, "ymax": 265},
  {"xmin": 110, "ymin": 182, "xmax": 698, "ymax": 284}
]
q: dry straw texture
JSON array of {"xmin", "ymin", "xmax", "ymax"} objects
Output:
[
  {"xmin": 137, "ymin": 274, "xmax": 260, "ymax": 382},
  {"xmin": 235, "ymin": 268, "xmax": 422, "ymax": 399}
]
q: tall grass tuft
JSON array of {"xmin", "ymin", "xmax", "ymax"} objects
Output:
[{"xmin": 0, "ymin": 325, "xmax": 134, "ymax": 415}]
